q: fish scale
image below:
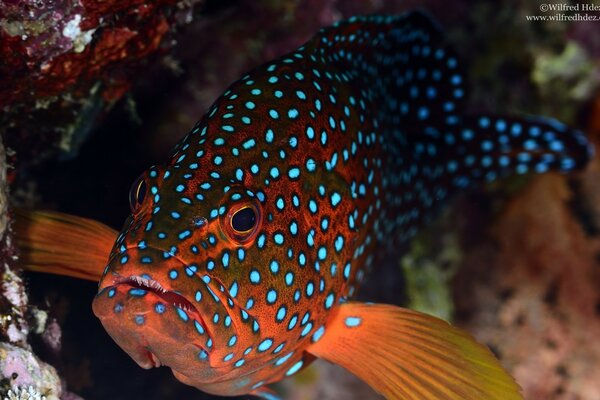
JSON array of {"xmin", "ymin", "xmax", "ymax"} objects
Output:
[{"xmin": 16, "ymin": 11, "xmax": 591, "ymax": 400}]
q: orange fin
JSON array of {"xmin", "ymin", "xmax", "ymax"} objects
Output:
[
  {"xmin": 307, "ymin": 302, "xmax": 522, "ymax": 400},
  {"xmin": 14, "ymin": 209, "xmax": 117, "ymax": 281}
]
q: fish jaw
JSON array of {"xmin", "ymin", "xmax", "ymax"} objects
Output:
[
  {"xmin": 92, "ymin": 246, "xmax": 234, "ymax": 383},
  {"xmin": 91, "ymin": 245, "xmax": 290, "ymax": 395}
]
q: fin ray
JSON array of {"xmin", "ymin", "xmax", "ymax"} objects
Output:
[
  {"xmin": 14, "ymin": 209, "xmax": 117, "ymax": 281},
  {"xmin": 307, "ymin": 302, "xmax": 522, "ymax": 400}
]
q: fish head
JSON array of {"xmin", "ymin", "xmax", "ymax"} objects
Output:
[{"xmin": 92, "ymin": 94, "xmax": 351, "ymax": 394}]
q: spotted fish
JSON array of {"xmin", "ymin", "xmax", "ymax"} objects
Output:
[{"xmin": 16, "ymin": 11, "xmax": 592, "ymax": 400}]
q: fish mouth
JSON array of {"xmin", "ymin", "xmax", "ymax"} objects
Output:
[
  {"xmin": 113, "ymin": 274, "xmax": 198, "ymax": 315},
  {"xmin": 94, "ymin": 271, "xmax": 215, "ymax": 370}
]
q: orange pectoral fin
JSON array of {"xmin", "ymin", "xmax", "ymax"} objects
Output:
[
  {"xmin": 14, "ymin": 209, "xmax": 118, "ymax": 281},
  {"xmin": 306, "ymin": 302, "xmax": 522, "ymax": 400}
]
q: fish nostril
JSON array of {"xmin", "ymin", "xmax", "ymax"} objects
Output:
[{"xmin": 192, "ymin": 216, "xmax": 208, "ymax": 228}]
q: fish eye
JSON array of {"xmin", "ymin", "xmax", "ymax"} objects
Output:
[
  {"xmin": 129, "ymin": 174, "xmax": 147, "ymax": 214},
  {"xmin": 224, "ymin": 203, "xmax": 261, "ymax": 244},
  {"xmin": 231, "ymin": 207, "xmax": 256, "ymax": 233}
]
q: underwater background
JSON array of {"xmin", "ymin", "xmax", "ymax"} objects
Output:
[{"xmin": 1, "ymin": 0, "xmax": 600, "ymax": 399}]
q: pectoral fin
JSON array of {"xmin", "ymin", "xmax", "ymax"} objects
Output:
[
  {"xmin": 306, "ymin": 302, "xmax": 522, "ymax": 400},
  {"xmin": 14, "ymin": 209, "xmax": 117, "ymax": 281}
]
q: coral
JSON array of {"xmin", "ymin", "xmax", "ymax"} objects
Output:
[
  {"xmin": 0, "ymin": 343, "xmax": 60, "ymax": 400},
  {"xmin": 4, "ymin": 386, "xmax": 47, "ymax": 400},
  {"xmin": 452, "ymin": 173, "xmax": 600, "ymax": 399},
  {"xmin": 0, "ymin": 135, "xmax": 62, "ymax": 398},
  {"xmin": 400, "ymin": 222, "xmax": 462, "ymax": 321},
  {"xmin": 0, "ymin": 0, "xmax": 204, "ymax": 163}
]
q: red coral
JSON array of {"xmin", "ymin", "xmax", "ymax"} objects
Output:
[{"xmin": 0, "ymin": 0, "xmax": 192, "ymax": 107}]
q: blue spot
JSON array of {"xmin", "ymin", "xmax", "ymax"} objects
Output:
[
  {"xmin": 496, "ymin": 119, "xmax": 507, "ymax": 132},
  {"xmin": 306, "ymin": 282, "xmax": 314, "ymax": 297},
  {"xmin": 276, "ymin": 306, "xmax": 287, "ymax": 321},
  {"xmin": 288, "ymin": 109, "xmax": 299, "ymax": 119},
  {"xmin": 228, "ymin": 335, "xmax": 237, "ymax": 346},
  {"xmin": 286, "ymin": 360, "xmax": 304, "ymax": 376},
  {"xmin": 275, "ymin": 352, "xmax": 294, "ymax": 366},
  {"xmin": 266, "ymin": 289, "xmax": 277, "ymax": 303},
  {"xmin": 229, "ymin": 281, "xmax": 238, "ymax": 298},
  {"xmin": 334, "ymin": 235, "xmax": 344, "ymax": 252},
  {"xmin": 169, "ymin": 269, "xmax": 178, "ymax": 279},
  {"xmin": 285, "ymin": 272, "xmax": 294, "ymax": 286},
  {"xmin": 194, "ymin": 320, "xmax": 205, "ymax": 335},
  {"xmin": 265, "ymin": 129, "xmax": 274, "ymax": 143},
  {"xmin": 312, "ymin": 326, "xmax": 325, "ymax": 342},
  {"xmin": 330, "ymin": 192, "xmax": 341, "ymax": 206},
  {"xmin": 301, "ymin": 322, "xmax": 313, "ymax": 337},
  {"xmin": 257, "ymin": 234, "xmax": 266, "ymax": 248},
  {"xmin": 176, "ymin": 307, "xmax": 189, "ymax": 322},
  {"xmin": 242, "ymin": 138, "xmax": 256, "ymax": 150},
  {"xmin": 324, "ymin": 293, "xmax": 335, "ymax": 309},
  {"xmin": 270, "ymin": 260, "xmax": 279, "ymax": 273},
  {"xmin": 288, "ymin": 167, "xmax": 300, "ymax": 179},
  {"xmin": 222, "ymin": 252, "xmax": 230, "ymax": 268},
  {"xmin": 269, "ymin": 109, "xmax": 279, "ymax": 119},
  {"xmin": 345, "ymin": 316, "xmax": 361, "ymax": 327},
  {"xmin": 135, "ymin": 315, "xmax": 145, "ymax": 325},
  {"xmin": 318, "ymin": 246, "xmax": 327, "ymax": 260},
  {"xmin": 308, "ymin": 199, "xmax": 318, "ymax": 214},
  {"xmin": 250, "ymin": 270, "xmax": 261, "ymax": 284},
  {"xmin": 129, "ymin": 288, "xmax": 147, "ymax": 297}
]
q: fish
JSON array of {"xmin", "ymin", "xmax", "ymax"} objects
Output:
[{"xmin": 15, "ymin": 11, "xmax": 593, "ymax": 400}]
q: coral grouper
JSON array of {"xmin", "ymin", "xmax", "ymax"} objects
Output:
[{"xmin": 17, "ymin": 11, "xmax": 592, "ymax": 400}]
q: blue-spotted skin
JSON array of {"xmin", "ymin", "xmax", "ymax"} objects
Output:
[{"xmin": 91, "ymin": 12, "xmax": 592, "ymax": 398}]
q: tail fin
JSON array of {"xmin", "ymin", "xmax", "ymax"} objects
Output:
[
  {"xmin": 382, "ymin": 113, "xmax": 593, "ymax": 244},
  {"xmin": 14, "ymin": 210, "xmax": 117, "ymax": 281},
  {"xmin": 443, "ymin": 114, "xmax": 593, "ymax": 188}
]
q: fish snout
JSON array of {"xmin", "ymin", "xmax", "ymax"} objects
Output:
[{"xmin": 92, "ymin": 246, "xmax": 238, "ymax": 382}]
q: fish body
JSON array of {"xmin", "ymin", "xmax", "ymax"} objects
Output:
[{"xmin": 18, "ymin": 11, "xmax": 592, "ymax": 400}]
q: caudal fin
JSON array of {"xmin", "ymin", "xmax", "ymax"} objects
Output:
[
  {"xmin": 307, "ymin": 302, "xmax": 522, "ymax": 400},
  {"xmin": 445, "ymin": 114, "xmax": 593, "ymax": 187},
  {"xmin": 14, "ymin": 210, "xmax": 117, "ymax": 281}
]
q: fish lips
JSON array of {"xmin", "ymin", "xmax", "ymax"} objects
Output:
[{"xmin": 92, "ymin": 247, "xmax": 228, "ymax": 380}]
